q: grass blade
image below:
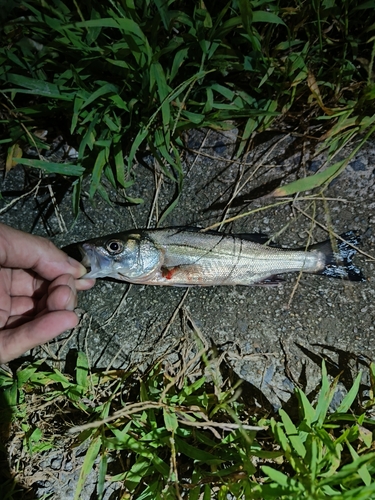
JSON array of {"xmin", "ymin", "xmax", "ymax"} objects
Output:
[
  {"xmin": 333, "ymin": 371, "xmax": 362, "ymax": 414},
  {"xmin": 14, "ymin": 158, "xmax": 85, "ymax": 176},
  {"xmin": 74, "ymin": 435, "xmax": 102, "ymax": 500},
  {"xmin": 75, "ymin": 352, "xmax": 89, "ymax": 389},
  {"xmin": 279, "ymin": 409, "xmax": 306, "ymax": 458},
  {"xmin": 89, "ymin": 148, "xmax": 109, "ymax": 198}
]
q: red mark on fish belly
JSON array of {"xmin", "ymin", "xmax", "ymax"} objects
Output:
[
  {"xmin": 161, "ymin": 266, "xmax": 178, "ymax": 280},
  {"xmin": 161, "ymin": 264, "xmax": 202, "ymax": 283}
]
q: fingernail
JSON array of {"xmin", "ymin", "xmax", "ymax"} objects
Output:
[
  {"xmin": 77, "ymin": 278, "xmax": 96, "ymax": 290},
  {"xmin": 67, "ymin": 256, "xmax": 88, "ymax": 276}
]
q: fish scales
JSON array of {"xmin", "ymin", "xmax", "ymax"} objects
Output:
[{"xmin": 147, "ymin": 229, "xmax": 322, "ymax": 285}]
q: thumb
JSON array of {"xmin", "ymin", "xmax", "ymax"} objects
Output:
[{"xmin": 0, "ymin": 311, "xmax": 79, "ymax": 363}]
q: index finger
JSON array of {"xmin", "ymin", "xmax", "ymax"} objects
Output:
[{"xmin": 0, "ymin": 223, "xmax": 86, "ymax": 281}]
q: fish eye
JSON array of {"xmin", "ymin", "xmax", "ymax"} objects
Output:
[{"xmin": 106, "ymin": 240, "xmax": 124, "ymax": 254}]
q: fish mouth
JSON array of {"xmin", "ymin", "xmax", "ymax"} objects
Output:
[
  {"xmin": 79, "ymin": 243, "xmax": 108, "ymax": 279},
  {"xmin": 80, "ymin": 244, "xmax": 92, "ymax": 269}
]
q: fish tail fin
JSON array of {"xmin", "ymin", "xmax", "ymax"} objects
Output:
[{"xmin": 310, "ymin": 230, "xmax": 366, "ymax": 282}]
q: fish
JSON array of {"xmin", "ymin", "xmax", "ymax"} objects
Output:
[{"xmin": 79, "ymin": 227, "xmax": 365, "ymax": 286}]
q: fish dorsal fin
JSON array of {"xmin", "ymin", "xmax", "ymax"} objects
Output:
[{"xmin": 232, "ymin": 233, "xmax": 278, "ymax": 246}]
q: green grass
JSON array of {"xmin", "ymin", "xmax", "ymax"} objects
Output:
[
  {"xmin": 1, "ymin": 0, "xmax": 375, "ymax": 218},
  {"xmin": 1, "ymin": 351, "xmax": 375, "ymax": 499},
  {"xmin": 1, "ymin": 2, "xmax": 375, "ymax": 498}
]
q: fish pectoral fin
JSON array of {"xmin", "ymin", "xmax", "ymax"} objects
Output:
[
  {"xmin": 160, "ymin": 264, "xmax": 202, "ymax": 283},
  {"xmin": 253, "ymin": 275, "xmax": 284, "ymax": 286},
  {"xmin": 161, "ymin": 265, "xmax": 183, "ymax": 280}
]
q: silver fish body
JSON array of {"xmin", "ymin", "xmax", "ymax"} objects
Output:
[{"xmin": 80, "ymin": 228, "xmax": 365, "ymax": 286}]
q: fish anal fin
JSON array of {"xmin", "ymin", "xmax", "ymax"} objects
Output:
[{"xmin": 253, "ymin": 275, "xmax": 284, "ymax": 286}]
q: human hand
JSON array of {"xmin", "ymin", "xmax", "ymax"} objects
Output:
[{"xmin": 0, "ymin": 223, "xmax": 95, "ymax": 363}]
